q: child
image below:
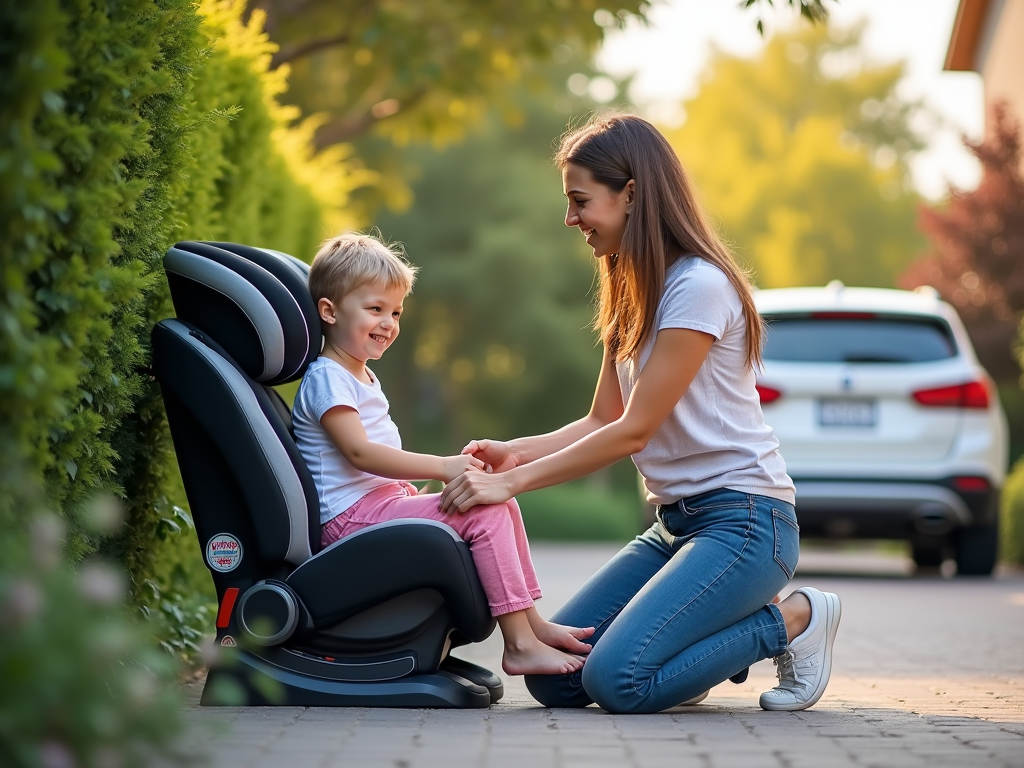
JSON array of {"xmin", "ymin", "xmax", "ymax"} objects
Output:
[{"xmin": 292, "ymin": 233, "xmax": 594, "ymax": 676}]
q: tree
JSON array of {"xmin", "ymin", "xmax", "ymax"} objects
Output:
[
  {"xmin": 248, "ymin": 0, "xmax": 651, "ymax": 151},
  {"xmin": 371, "ymin": 70, "xmax": 601, "ymax": 456},
  {"xmin": 663, "ymin": 22, "xmax": 927, "ymax": 289},
  {"xmin": 368, "ymin": 60, "xmax": 646, "ymax": 499},
  {"xmin": 249, "ymin": 0, "xmax": 835, "ymax": 151},
  {"xmin": 900, "ymin": 102, "xmax": 1024, "ymax": 383},
  {"xmin": 743, "ymin": 0, "xmax": 836, "ymax": 36},
  {"xmin": 246, "ymin": 0, "xmax": 838, "ymax": 219}
]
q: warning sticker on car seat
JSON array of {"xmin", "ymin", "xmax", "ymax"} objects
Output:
[{"xmin": 206, "ymin": 534, "xmax": 243, "ymax": 572}]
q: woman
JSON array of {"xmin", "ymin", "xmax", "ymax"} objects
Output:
[{"xmin": 440, "ymin": 113, "xmax": 841, "ymax": 713}]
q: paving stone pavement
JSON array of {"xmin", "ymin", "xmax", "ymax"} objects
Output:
[{"xmin": 180, "ymin": 544, "xmax": 1024, "ymax": 768}]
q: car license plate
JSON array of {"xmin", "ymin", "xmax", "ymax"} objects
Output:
[{"xmin": 819, "ymin": 399, "xmax": 875, "ymax": 427}]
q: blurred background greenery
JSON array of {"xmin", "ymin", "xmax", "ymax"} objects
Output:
[{"xmin": 3, "ymin": 0, "xmax": 1024, "ymax": 763}]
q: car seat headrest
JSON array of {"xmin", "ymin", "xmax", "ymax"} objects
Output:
[{"xmin": 164, "ymin": 241, "xmax": 321, "ymax": 384}]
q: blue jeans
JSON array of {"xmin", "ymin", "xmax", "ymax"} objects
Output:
[{"xmin": 525, "ymin": 488, "xmax": 799, "ymax": 713}]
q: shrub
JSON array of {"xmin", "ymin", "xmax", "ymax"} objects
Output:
[
  {"xmin": 0, "ymin": 0, "xmax": 192, "ymax": 549},
  {"xmin": 518, "ymin": 482, "xmax": 645, "ymax": 542},
  {"xmin": 1006, "ymin": 314, "xmax": 1024, "ymax": 566},
  {"xmin": 2, "ymin": 0, "xmax": 364, "ymax": 648},
  {"xmin": 0, "ymin": 478, "xmax": 187, "ymax": 768},
  {"xmin": 1000, "ymin": 457, "xmax": 1024, "ymax": 565},
  {"xmin": 1, "ymin": 6, "xmax": 360, "ymax": 759},
  {"xmin": 1, "ymin": 1, "xmax": 200, "ymax": 760}
]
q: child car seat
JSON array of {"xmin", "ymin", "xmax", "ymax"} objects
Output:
[{"xmin": 151, "ymin": 240, "xmax": 503, "ymax": 707}]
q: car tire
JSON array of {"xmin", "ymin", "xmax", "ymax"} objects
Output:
[
  {"xmin": 954, "ymin": 524, "xmax": 998, "ymax": 577},
  {"xmin": 911, "ymin": 541, "xmax": 946, "ymax": 569}
]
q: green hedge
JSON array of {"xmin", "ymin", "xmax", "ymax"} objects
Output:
[
  {"xmin": 112, "ymin": 0, "xmax": 360, "ymax": 633},
  {"xmin": 0, "ymin": 482, "xmax": 186, "ymax": 768},
  {"xmin": 1, "ymin": 0, "xmax": 354, "ymax": 762},
  {"xmin": 1002, "ymin": 458, "xmax": 1024, "ymax": 566},
  {"xmin": 1, "ymin": 1, "xmax": 198, "ymax": 763},
  {"xmin": 1, "ymin": 0, "xmax": 356, "ymax": 618},
  {"xmin": 518, "ymin": 482, "xmax": 645, "ymax": 542},
  {"xmin": 0, "ymin": 0, "xmax": 194, "ymax": 549},
  {"xmin": 1006, "ymin": 318, "xmax": 1024, "ymax": 567}
]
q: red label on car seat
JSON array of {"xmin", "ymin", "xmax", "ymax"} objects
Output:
[{"xmin": 206, "ymin": 534, "xmax": 243, "ymax": 573}]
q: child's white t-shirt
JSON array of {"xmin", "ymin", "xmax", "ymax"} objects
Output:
[
  {"xmin": 293, "ymin": 357, "xmax": 402, "ymax": 524},
  {"xmin": 616, "ymin": 255, "xmax": 795, "ymax": 506}
]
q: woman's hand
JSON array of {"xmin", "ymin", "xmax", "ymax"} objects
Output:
[
  {"xmin": 441, "ymin": 454, "xmax": 485, "ymax": 483},
  {"xmin": 462, "ymin": 439, "xmax": 517, "ymax": 473},
  {"xmin": 441, "ymin": 470, "xmax": 517, "ymax": 514}
]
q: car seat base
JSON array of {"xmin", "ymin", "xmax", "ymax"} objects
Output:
[{"xmin": 201, "ymin": 650, "xmax": 494, "ymax": 708}]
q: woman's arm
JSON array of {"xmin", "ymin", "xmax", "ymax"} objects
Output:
[
  {"xmin": 463, "ymin": 346, "xmax": 626, "ymax": 471},
  {"xmin": 441, "ymin": 328, "xmax": 714, "ymax": 513},
  {"xmin": 321, "ymin": 406, "xmax": 483, "ymax": 482}
]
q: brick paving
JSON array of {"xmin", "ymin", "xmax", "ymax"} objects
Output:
[{"xmin": 180, "ymin": 544, "xmax": 1024, "ymax": 767}]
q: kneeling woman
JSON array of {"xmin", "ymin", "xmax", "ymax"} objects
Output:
[{"xmin": 441, "ymin": 114, "xmax": 841, "ymax": 713}]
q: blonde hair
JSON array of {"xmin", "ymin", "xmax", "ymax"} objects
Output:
[
  {"xmin": 556, "ymin": 114, "xmax": 763, "ymax": 369},
  {"xmin": 308, "ymin": 232, "xmax": 418, "ymax": 305}
]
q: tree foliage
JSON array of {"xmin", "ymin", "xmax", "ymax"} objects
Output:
[
  {"xmin": 663, "ymin": 22, "xmax": 926, "ymax": 289},
  {"xmin": 742, "ymin": 0, "xmax": 837, "ymax": 36},
  {"xmin": 901, "ymin": 102, "xmax": 1024, "ymax": 383},
  {"xmin": 249, "ymin": 0, "xmax": 651, "ymax": 150},
  {"xmin": 371, "ymin": 68, "xmax": 646, "ymax": 500},
  {"xmin": 372, "ymin": 73, "xmax": 602, "ymax": 455},
  {"xmin": 249, "ymin": 0, "xmax": 835, "ymax": 220}
]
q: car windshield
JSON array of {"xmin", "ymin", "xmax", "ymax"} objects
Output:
[{"xmin": 761, "ymin": 315, "xmax": 957, "ymax": 363}]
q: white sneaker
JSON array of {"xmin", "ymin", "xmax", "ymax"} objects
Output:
[
  {"xmin": 759, "ymin": 587, "xmax": 841, "ymax": 711},
  {"xmin": 678, "ymin": 689, "xmax": 709, "ymax": 705}
]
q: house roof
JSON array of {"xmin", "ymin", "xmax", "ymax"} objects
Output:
[{"xmin": 945, "ymin": 0, "xmax": 990, "ymax": 71}]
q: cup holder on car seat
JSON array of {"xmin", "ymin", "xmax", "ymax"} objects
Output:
[{"xmin": 237, "ymin": 581, "xmax": 300, "ymax": 646}]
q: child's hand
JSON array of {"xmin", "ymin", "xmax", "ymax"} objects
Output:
[
  {"xmin": 442, "ymin": 454, "xmax": 485, "ymax": 482},
  {"xmin": 461, "ymin": 439, "xmax": 516, "ymax": 473}
]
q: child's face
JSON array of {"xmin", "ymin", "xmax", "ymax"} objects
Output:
[{"xmin": 322, "ymin": 281, "xmax": 407, "ymax": 365}]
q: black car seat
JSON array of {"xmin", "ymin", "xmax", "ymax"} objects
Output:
[{"xmin": 151, "ymin": 240, "xmax": 503, "ymax": 707}]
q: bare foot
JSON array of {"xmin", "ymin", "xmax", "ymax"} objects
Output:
[
  {"xmin": 529, "ymin": 618, "xmax": 595, "ymax": 655},
  {"xmin": 502, "ymin": 637, "xmax": 586, "ymax": 676}
]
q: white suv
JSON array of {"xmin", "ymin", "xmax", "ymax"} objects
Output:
[{"xmin": 755, "ymin": 282, "xmax": 1008, "ymax": 575}]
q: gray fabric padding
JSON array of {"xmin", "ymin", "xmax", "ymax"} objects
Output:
[
  {"xmin": 165, "ymin": 248, "xmax": 286, "ymax": 381},
  {"xmin": 260, "ymin": 247, "xmax": 311, "ymax": 282},
  {"xmin": 165, "ymin": 319, "xmax": 313, "ymax": 566},
  {"xmin": 253, "ymin": 248, "xmax": 314, "ymax": 380},
  {"xmin": 259, "ymin": 248, "xmax": 325, "ymax": 358}
]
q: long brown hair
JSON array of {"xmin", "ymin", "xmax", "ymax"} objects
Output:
[{"xmin": 556, "ymin": 114, "xmax": 763, "ymax": 368}]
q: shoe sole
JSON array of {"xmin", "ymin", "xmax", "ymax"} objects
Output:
[
  {"xmin": 678, "ymin": 689, "xmax": 709, "ymax": 705},
  {"xmin": 761, "ymin": 590, "xmax": 842, "ymax": 711}
]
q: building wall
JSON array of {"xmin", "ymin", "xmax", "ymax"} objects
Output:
[{"xmin": 978, "ymin": 0, "xmax": 1024, "ymax": 150}]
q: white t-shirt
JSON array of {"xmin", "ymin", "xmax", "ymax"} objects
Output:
[
  {"xmin": 293, "ymin": 357, "xmax": 401, "ymax": 524},
  {"xmin": 616, "ymin": 255, "xmax": 795, "ymax": 506}
]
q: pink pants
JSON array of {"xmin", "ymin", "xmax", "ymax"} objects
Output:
[{"xmin": 321, "ymin": 482, "xmax": 542, "ymax": 616}]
